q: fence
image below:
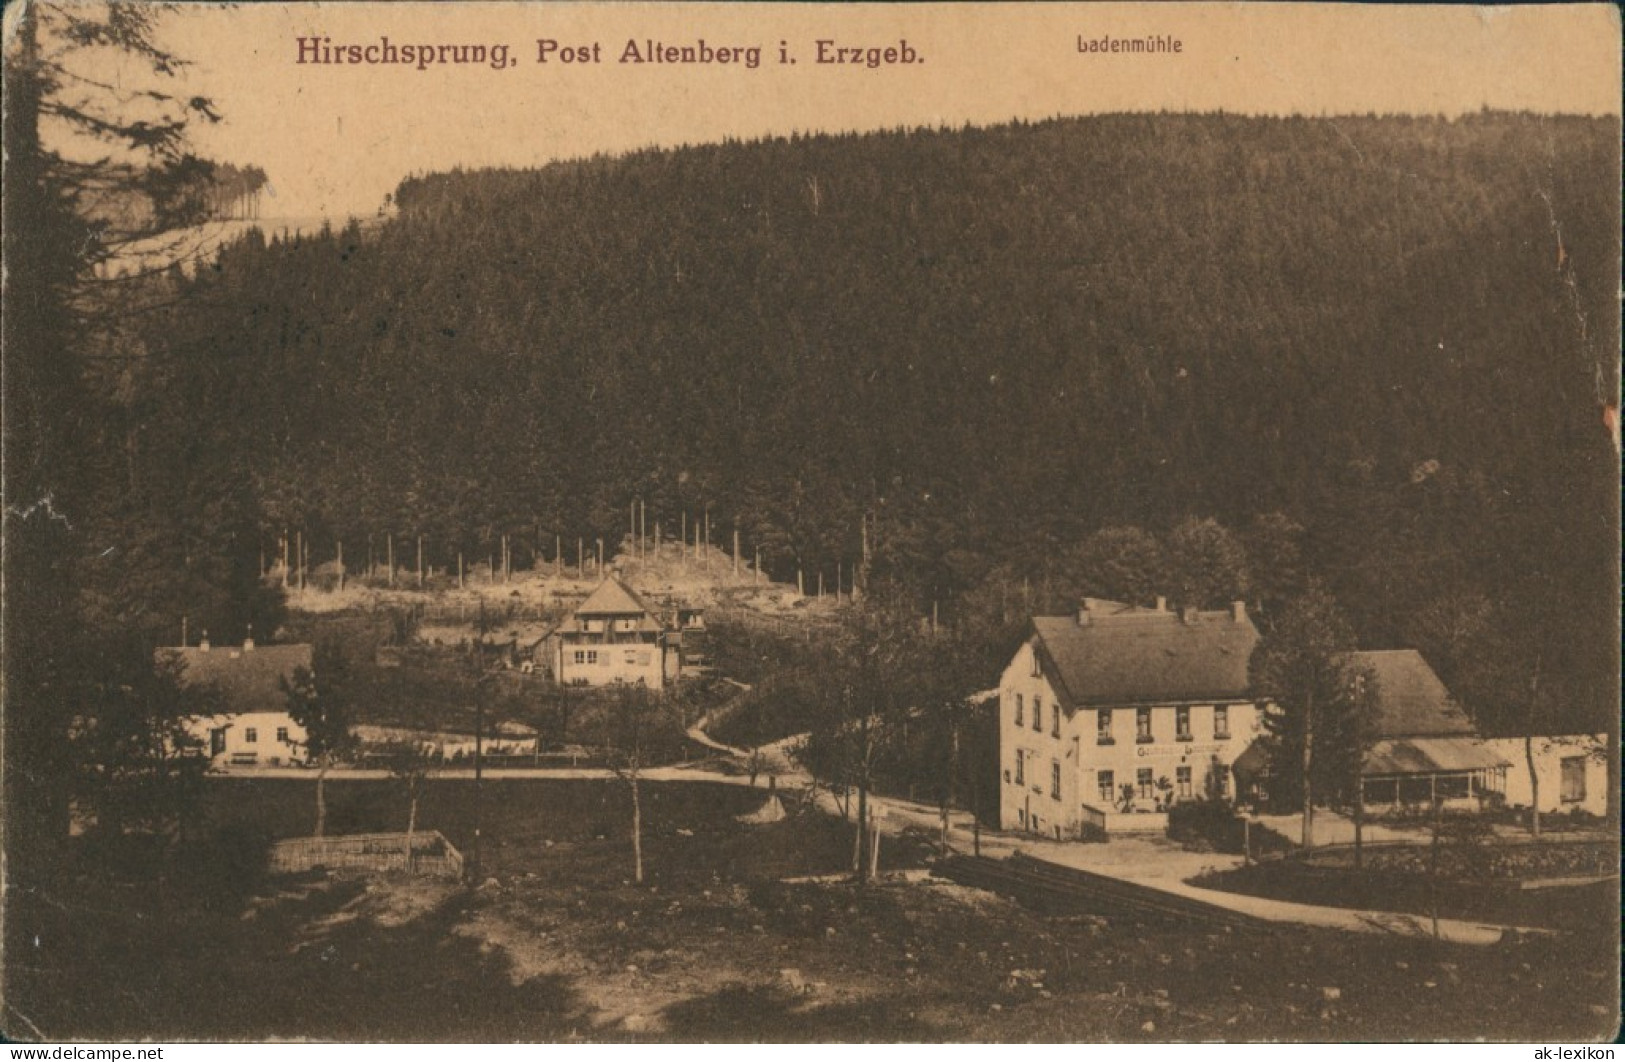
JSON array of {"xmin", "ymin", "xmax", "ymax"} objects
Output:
[{"xmin": 269, "ymin": 830, "xmax": 464, "ymax": 879}]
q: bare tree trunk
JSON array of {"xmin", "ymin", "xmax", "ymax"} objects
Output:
[
  {"xmin": 405, "ymin": 791, "xmax": 419, "ymax": 874},
  {"xmin": 856, "ymin": 783, "xmax": 869, "ymax": 882},
  {"xmin": 1525, "ymin": 655, "xmax": 1544, "ymax": 838},
  {"xmin": 1301, "ymin": 690, "xmax": 1315, "ymax": 849},
  {"xmin": 315, "ymin": 759, "xmax": 329, "ymax": 838},
  {"xmin": 631, "ymin": 771, "xmax": 644, "ymax": 885},
  {"xmin": 1524, "ymin": 734, "xmax": 1541, "ymax": 839},
  {"xmin": 1353, "ymin": 779, "xmax": 1365, "ymax": 870},
  {"xmin": 1429, "ymin": 798, "xmax": 1442, "ymax": 939},
  {"xmin": 852, "ymin": 788, "xmax": 864, "ymax": 872}
]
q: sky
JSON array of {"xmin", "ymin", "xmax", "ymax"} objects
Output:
[{"xmin": 101, "ymin": 2, "xmax": 1625, "ymax": 220}]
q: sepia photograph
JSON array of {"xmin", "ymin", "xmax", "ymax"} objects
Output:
[{"xmin": 2, "ymin": 0, "xmax": 1620, "ymax": 1045}]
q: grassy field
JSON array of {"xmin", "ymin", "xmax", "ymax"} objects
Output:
[
  {"xmin": 8, "ymin": 778, "xmax": 1618, "ymax": 1042},
  {"xmin": 198, "ymin": 776, "xmax": 930, "ymax": 886}
]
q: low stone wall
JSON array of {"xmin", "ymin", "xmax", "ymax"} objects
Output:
[{"xmin": 1080, "ymin": 804, "xmax": 1169, "ymax": 834}]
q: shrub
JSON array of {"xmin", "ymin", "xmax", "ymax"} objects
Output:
[{"xmin": 1167, "ymin": 798, "xmax": 1246, "ymax": 853}]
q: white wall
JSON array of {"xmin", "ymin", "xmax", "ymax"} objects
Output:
[
  {"xmin": 557, "ymin": 640, "xmax": 665, "ymax": 688},
  {"xmin": 188, "ymin": 712, "xmax": 307, "ymax": 767},
  {"xmin": 1483, "ymin": 734, "xmax": 1608, "ymax": 816},
  {"xmin": 997, "ymin": 640, "xmax": 1072, "ymax": 836},
  {"xmin": 997, "ymin": 636, "xmax": 1264, "ymax": 839}
]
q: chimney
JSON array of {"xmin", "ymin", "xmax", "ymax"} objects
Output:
[
  {"xmin": 1076, "ymin": 600, "xmax": 1092, "ymax": 626},
  {"xmin": 1154, "ymin": 595, "xmax": 1167, "ymax": 613},
  {"xmin": 199, "ymin": 630, "xmax": 211, "ymax": 652},
  {"xmin": 1180, "ymin": 607, "xmax": 1198, "ymax": 625},
  {"xmin": 1231, "ymin": 600, "xmax": 1247, "ymax": 624},
  {"xmin": 243, "ymin": 624, "xmax": 255, "ymax": 651}
]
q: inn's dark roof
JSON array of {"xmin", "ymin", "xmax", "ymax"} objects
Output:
[
  {"xmin": 1031, "ymin": 602, "xmax": 1259, "ymax": 709},
  {"xmin": 162, "ymin": 643, "xmax": 312, "ymax": 716},
  {"xmin": 1345, "ymin": 649, "xmax": 1476, "ymax": 739}
]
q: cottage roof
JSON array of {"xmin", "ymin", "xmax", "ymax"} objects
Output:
[
  {"xmin": 574, "ymin": 576, "xmax": 655, "ymax": 617},
  {"xmin": 162, "ymin": 643, "xmax": 312, "ymax": 716},
  {"xmin": 1030, "ymin": 602, "xmax": 1258, "ymax": 710},
  {"xmin": 1362, "ymin": 736, "xmax": 1508, "ymax": 776},
  {"xmin": 1344, "ymin": 649, "xmax": 1476, "ymax": 739}
]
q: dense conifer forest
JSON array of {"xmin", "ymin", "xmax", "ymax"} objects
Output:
[{"xmin": 103, "ymin": 111, "xmax": 1618, "ymax": 731}]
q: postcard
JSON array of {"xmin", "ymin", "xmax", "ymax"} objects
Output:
[{"xmin": 2, "ymin": 0, "xmax": 1619, "ymax": 1046}]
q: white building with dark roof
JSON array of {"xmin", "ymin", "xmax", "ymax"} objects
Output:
[
  {"xmin": 997, "ymin": 598, "xmax": 1265, "ymax": 839},
  {"xmin": 553, "ymin": 576, "xmax": 680, "ymax": 689},
  {"xmin": 164, "ymin": 635, "xmax": 311, "ymax": 767}
]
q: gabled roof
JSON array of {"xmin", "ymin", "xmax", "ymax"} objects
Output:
[
  {"xmin": 1345, "ymin": 649, "xmax": 1476, "ymax": 739},
  {"xmin": 574, "ymin": 576, "xmax": 655, "ymax": 617},
  {"xmin": 162, "ymin": 643, "xmax": 311, "ymax": 716},
  {"xmin": 1030, "ymin": 602, "xmax": 1258, "ymax": 709}
]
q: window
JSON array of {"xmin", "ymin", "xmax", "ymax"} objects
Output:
[
  {"xmin": 1097, "ymin": 709, "xmax": 1113, "ymax": 745},
  {"xmin": 586, "ymin": 650, "xmax": 598, "ymax": 664},
  {"xmin": 276, "ymin": 727, "xmax": 289, "ymax": 743},
  {"xmin": 1014, "ymin": 693, "xmax": 1024, "ymax": 726},
  {"xmin": 1051, "ymin": 703, "xmax": 1061, "ymax": 738},
  {"xmin": 1014, "ymin": 750, "xmax": 1025, "ymax": 786},
  {"xmin": 1436, "ymin": 774, "xmax": 1469, "ymax": 800},
  {"xmin": 1097, "ymin": 770, "xmax": 1115, "ymax": 803},
  {"xmin": 1560, "ymin": 757, "xmax": 1587, "ymax": 803},
  {"xmin": 1032, "ymin": 694, "xmax": 1042, "ymax": 733},
  {"xmin": 1030, "ymin": 648, "xmax": 1041, "ymax": 678},
  {"xmin": 1217, "ymin": 767, "xmax": 1230, "ymax": 798},
  {"xmin": 1214, "ymin": 705, "xmax": 1230, "ymax": 739},
  {"xmin": 1051, "ymin": 761, "xmax": 1062, "ymax": 800},
  {"xmin": 1363, "ymin": 778, "xmax": 1398, "ymax": 805},
  {"xmin": 1136, "ymin": 707, "xmax": 1153, "ymax": 743},
  {"xmin": 1137, "ymin": 768, "xmax": 1154, "ymax": 799},
  {"xmin": 1176, "ymin": 765, "xmax": 1192, "ymax": 799},
  {"xmin": 1176, "ymin": 706, "xmax": 1192, "ymax": 741},
  {"xmin": 625, "ymin": 650, "xmax": 638, "ymax": 664},
  {"xmin": 244, "ymin": 727, "xmax": 258, "ymax": 743}
]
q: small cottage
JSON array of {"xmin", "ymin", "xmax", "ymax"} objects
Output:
[{"xmin": 164, "ymin": 635, "xmax": 311, "ymax": 767}]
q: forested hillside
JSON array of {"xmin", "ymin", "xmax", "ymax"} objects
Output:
[{"xmin": 107, "ymin": 112, "xmax": 1618, "ymax": 728}]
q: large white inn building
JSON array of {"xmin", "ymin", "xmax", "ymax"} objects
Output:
[{"xmin": 998, "ymin": 597, "xmax": 1264, "ymax": 839}]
